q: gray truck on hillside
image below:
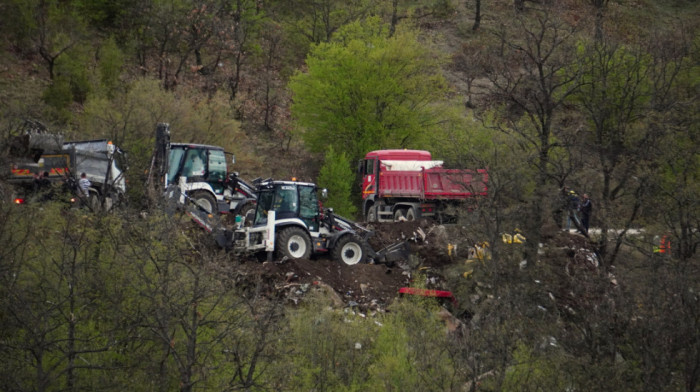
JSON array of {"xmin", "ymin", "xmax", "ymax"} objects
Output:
[{"xmin": 6, "ymin": 127, "xmax": 126, "ymax": 209}]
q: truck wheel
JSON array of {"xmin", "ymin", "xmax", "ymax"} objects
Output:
[
  {"xmin": 394, "ymin": 209, "xmax": 406, "ymax": 222},
  {"xmin": 192, "ymin": 191, "xmax": 217, "ymax": 214},
  {"xmin": 366, "ymin": 207, "xmax": 377, "ymax": 222},
  {"xmin": 276, "ymin": 227, "xmax": 312, "ymax": 260},
  {"xmin": 405, "ymin": 207, "xmax": 416, "ymax": 221},
  {"xmin": 332, "ymin": 235, "xmax": 367, "ymax": 265}
]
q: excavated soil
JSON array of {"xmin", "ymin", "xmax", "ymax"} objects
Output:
[{"xmin": 221, "ymin": 219, "xmax": 596, "ymax": 313}]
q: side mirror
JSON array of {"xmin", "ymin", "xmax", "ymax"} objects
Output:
[
  {"xmin": 320, "ymin": 188, "xmax": 328, "ymax": 199},
  {"xmin": 231, "ymin": 155, "xmax": 236, "ymax": 165}
]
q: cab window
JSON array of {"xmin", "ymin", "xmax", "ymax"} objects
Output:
[
  {"xmin": 364, "ymin": 159, "xmax": 375, "ymax": 175},
  {"xmin": 207, "ymin": 149, "xmax": 226, "ymax": 182}
]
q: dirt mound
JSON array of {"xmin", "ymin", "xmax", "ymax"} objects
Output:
[
  {"xmin": 227, "ymin": 220, "xmax": 599, "ymax": 314},
  {"xmin": 234, "ymin": 257, "xmax": 409, "ymax": 310},
  {"xmin": 227, "ymin": 220, "xmax": 470, "ymax": 312}
]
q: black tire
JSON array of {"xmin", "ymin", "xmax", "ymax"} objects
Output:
[
  {"xmin": 192, "ymin": 191, "xmax": 217, "ymax": 214},
  {"xmin": 276, "ymin": 226, "xmax": 312, "ymax": 260},
  {"xmin": 239, "ymin": 202, "xmax": 256, "ymax": 226},
  {"xmin": 394, "ymin": 209, "xmax": 406, "ymax": 222},
  {"xmin": 332, "ymin": 235, "xmax": 367, "ymax": 265},
  {"xmin": 405, "ymin": 207, "xmax": 416, "ymax": 221},
  {"xmin": 366, "ymin": 206, "xmax": 377, "ymax": 222}
]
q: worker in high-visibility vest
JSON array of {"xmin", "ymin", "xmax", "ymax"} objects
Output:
[{"xmin": 653, "ymin": 235, "xmax": 671, "ymax": 255}]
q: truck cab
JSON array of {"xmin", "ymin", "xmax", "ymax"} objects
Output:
[{"xmin": 360, "ymin": 149, "xmax": 433, "ymax": 203}]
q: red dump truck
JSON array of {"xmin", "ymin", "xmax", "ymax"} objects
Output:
[{"xmin": 359, "ymin": 149, "xmax": 487, "ymax": 222}]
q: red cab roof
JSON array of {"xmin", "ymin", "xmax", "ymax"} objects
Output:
[{"xmin": 365, "ymin": 149, "xmax": 432, "ymax": 161}]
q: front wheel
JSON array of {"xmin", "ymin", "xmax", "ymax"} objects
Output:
[
  {"xmin": 332, "ymin": 235, "xmax": 368, "ymax": 265},
  {"xmin": 276, "ymin": 227, "xmax": 312, "ymax": 260},
  {"xmin": 238, "ymin": 202, "xmax": 256, "ymax": 226},
  {"xmin": 394, "ymin": 209, "xmax": 406, "ymax": 222}
]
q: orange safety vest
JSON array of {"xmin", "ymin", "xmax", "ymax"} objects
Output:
[{"xmin": 659, "ymin": 235, "xmax": 670, "ymax": 254}]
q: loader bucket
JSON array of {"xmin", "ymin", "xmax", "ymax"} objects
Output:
[{"xmin": 373, "ymin": 240, "xmax": 410, "ymax": 264}]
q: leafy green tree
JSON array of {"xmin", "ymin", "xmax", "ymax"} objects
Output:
[
  {"xmin": 97, "ymin": 36, "xmax": 125, "ymax": 99},
  {"xmin": 317, "ymin": 145, "xmax": 357, "ymax": 218},
  {"xmin": 289, "ymin": 16, "xmax": 450, "ymax": 162}
]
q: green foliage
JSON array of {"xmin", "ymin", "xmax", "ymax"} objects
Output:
[
  {"xmin": 368, "ymin": 298, "xmax": 455, "ymax": 391},
  {"xmin": 56, "ymin": 45, "xmax": 92, "ymax": 103},
  {"xmin": 501, "ymin": 343, "xmax": 569, "ymax": 392},
  {"xmin": 0, "ymin": 204, "xmax": 127, "ymax": 391},
  {"xmin": 276, "ymin": 0, "xmax": 376, "ymax": 46},
  {"xmin": 569, "ymin": 42, "xmax": 652, "ymax": 145},
  {"xmin": 75, "ymin": 0, "xmax": 135, "ymax": 31},
  {"xmin": 289, "ymin": 16, "xmax": 450, "ymax": 162},
  {"xmin": 284, "ymin": 293, "xmax": 379, "ymax": 391},
  {"xmin": 1, "ymin": 0, "xmax": 38, "ymax": 48},
  {"xmin": 317, "ymin": 145, "xmax": 357, "ymax": 218},
  {"xmin": 42, "ymin": 77, "xmax": 74, "ymax": 122},
  {"xmin": 97, "ymin": 36, "xmax": 125, "ymax": 98},
  {"xmin": 427, "ymin": 103, "xmax": 496, "ymax": 165}
]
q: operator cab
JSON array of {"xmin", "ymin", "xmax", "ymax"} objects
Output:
[
  {"xmin": 168, "ymin": 144, "xmax": 228, "ymax": 194},
  {"xmin": 253, "ymin": 180, "xmax": 322, "ymax": 232}
]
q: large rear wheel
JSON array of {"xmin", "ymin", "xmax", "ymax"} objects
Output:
[
  {"xmin": 276, "ymin": 226, "xmax": 312, "ymax": 260},
  {"xmin": 332, "ymin": 235, "xmax": 367, "ymax": 265},
  {"xmin": 405, "ymin": 207, "xmax": 416, "ymax": 221},
  {"xmin": 191, "ymin": 191, "xmax": 217, "ymax": 214}
]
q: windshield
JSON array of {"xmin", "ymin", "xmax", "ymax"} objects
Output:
[{"xmin": 253, "ymin": 184, "xmax": 301, "ymax": 225}]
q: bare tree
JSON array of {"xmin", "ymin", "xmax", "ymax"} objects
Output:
[
  {"xmin": 587, "ymin": 0, "xmax": 610, "ymax": 42},
  {"xmin": 472, "ymin": 0, "xmax": 482, "ymax": 31},
  {"xmin": 571, "ymin": 40, "xmax": 656, "ymax": 267},
  {"xmin": 484, "ymin": 5, "xmax": 581, "ymax": 257},
  {"xmin": 0, "ymin": 207, "xmax": 122, "ymax": 391}
]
